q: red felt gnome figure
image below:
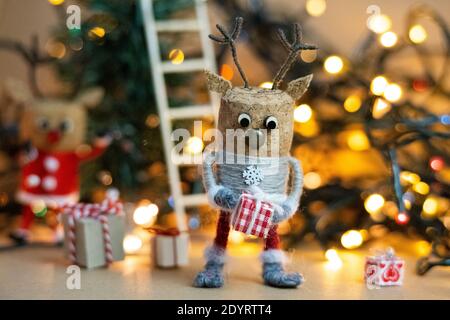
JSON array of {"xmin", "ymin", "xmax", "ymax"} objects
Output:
[{"xmin": 7, "ymin": 85, "xmax": 110, "ymax": 244}]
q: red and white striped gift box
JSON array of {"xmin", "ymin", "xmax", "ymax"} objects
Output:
[
  {"xmin": 60, "ymin": 198, "xmax": 124, "ymax": 268},
  {"xmin": 231, "ymin": 193, "xmax": 274, "ymax": 238}
]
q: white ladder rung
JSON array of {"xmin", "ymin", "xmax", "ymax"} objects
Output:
[
  {"xmin": 161, "ymin": 58, "xmax": 206, "ymax": 73},
  {"xmin": 182, "ymin": 193, "xmax": 208, "ymax": 207},
  {"xmin": 155, "ymin": 19, "xmax": 199, "ymax": 32},
  {"xmin": 169, "ymin": 105, "xmax": 214, "ymax": 120}
]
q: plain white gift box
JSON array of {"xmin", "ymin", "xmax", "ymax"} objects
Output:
[{"xmin": 151, "ymin": 232, "xmax": 189, "ymax": 268}]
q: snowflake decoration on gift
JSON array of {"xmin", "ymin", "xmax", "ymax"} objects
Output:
[{"xmin": 242, "ymin": 165, "xmax": 264, "ymax": 185}]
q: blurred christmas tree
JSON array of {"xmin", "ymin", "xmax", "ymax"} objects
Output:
[{"xmin": 51, "ymin": 0, "xmax": 196, "ymax": 199}]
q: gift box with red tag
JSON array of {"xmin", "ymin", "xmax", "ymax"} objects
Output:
[
  {"xmin": 364, "ymin": 248, "xmax": 405, "ymax": 287},
  {"xmin": 231, "ymin": 193, "xmax": 274, "ymax": 238}
]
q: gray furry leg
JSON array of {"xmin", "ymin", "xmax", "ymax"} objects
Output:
[
  {"xmin": 193, "ymin": 245, "xmax": 226, "ymax": 288},
  {"xmin": 261, "ymin": 249, "xmax": 303, "ymax": 288}
]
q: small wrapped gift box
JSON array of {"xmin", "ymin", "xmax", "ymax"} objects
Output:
[
  {"xmin": 364, "ymin": 248, "xmax": 405, "ymax": 287},
  {"xmin": 148, "ymin": 227, "xmax": 189, "ymax": 268},
  {"xmin": 231, "ymin": 192, "xmax": 274, "ymax": 238},
  {"xmin": 61, "ymin": 199, "xmax": 125, "ymax": 269}
]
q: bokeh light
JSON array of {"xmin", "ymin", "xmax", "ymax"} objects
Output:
[
  {"xmin": 368, "ymin": 14, "xmax": 392, "ymax": 34},
  {"xmin": 379, "ymin": 31, "xmax": 398, "ymax": 48},
  {"xmin": 340, "ymin": 230, "xmax": 363, "ymax": 249},
  {"xmin": 306, "ymin": 0, "xmax": 327, "ymax": 17},
  {"xmin": 409, "ymin": 24, "xmax": 427, "ymax": 44},
  {"xmin": 324, "ymin": 55, "xmax": 344, "ymax": 74},
  {"xmin": 383, "ymin": 83, "xmax": 402, "ymax": 102},
  {"xmin": 304, "ymin": 172, "xmax": 322, "ymax": 189},
  {"xmin": 365, "ymin": 194, "xmax": 385, "ymax": 214},
  {"xmin": 372, "ymin": 98, "xmax": 391, "ymax": 119},
  {"xmin": 294, "ymin": 104, "xmax": 313, "ymax": 123},
  {"xmin": 370, "ymin": 76, "xmax": 388, "ymax": 95},
  {"xmin": 185, "ymin": 136, "xmax": 204, "ymax": 154},
  {"xmin": 413, "ymin": 181, "xmax": 430, "ymax": 195},
  {"xmin": 343, "ymin": 95, "xmax": 362, "ymax": 113},
  {"xmin": 259, "ymin": 82, "xmax": 273, "ymax": 89},
  {"xmin": 169, "ymin": 48, "xmax": 184, "ymax": 65},
  {"xmin": 133, "ymin": 203, "xmax": 159, "ymax": 226},
  {"xmin": 123, "ymin": 234, "xmax": 143, "ymax": 254},
  {"xmin": 347, "ymin": 130, "xmax": 370, "ymax": 151},
  {"xmin": 220, "ymin": 64, "xmax": 234, "ymax": 80}
]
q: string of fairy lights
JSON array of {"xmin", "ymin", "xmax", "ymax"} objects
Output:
[
  {"xmin": 41, "ymin": 0, "xmax": 449, "ymax": 263},
  {"xmin": 209, "ymin": 0, "xmax": 450, "ymax": 266}
]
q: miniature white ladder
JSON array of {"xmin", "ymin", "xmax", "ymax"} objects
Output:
[{"xmin": 140, "ymin": 0, "xmax": 218, "ymax": 231}]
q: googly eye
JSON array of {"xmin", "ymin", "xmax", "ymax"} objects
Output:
[
  {"xmin": 265, "ymin": 116, "xmax": 278, "ymax": 130},
  {"xmin": 36, "ymin": 117, "xmax": 50, "ymax": 131},
  {"xmin": 238, "ymin": 113, "xmax": 251, "ymax": 128},
  {"xmin": 59, "ymin": 119, "xmax": 74, "ymax": 133}
]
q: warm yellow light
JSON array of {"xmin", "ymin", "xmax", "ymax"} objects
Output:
[
  {"xmin": 259, "ymin": 82, "xmax": 273, "ymax": 89},
  {"xmin": 383, "ymin": 83, "xmax": 402, "ymax": 102},
  {"xmin": 360, "ymin": 229, "xmax": 369, "ymax": 241},
  {"xmin": 324, "ymin": 55, "xmax": 344, "ymax": 74},
  {"xmin": 368, "ymin": 14, "xmax": 392, "ymax": 34},
  {"xmin": 45, "ymin": 40, "xmax": 66, "ymax": 59},
  {"xmin": 48, "ymin": 0, "xmax": 64, "ymax": 5},
  {"xmin": 123, "ymin": 235, "xmax": 142, "ymax": 254},
  {"xmin": 301, "ymin": 50, "xmax": 317, "ymax": 63},
  {"xmin": 229, "ymin": 230, "xmax": 245, "ymax": 244},
  {"xmin": 324, "ymin": 249, "xmax": 343, "ymax": 270},
  {"xmin": 365, "ymin": 194, "xmax": 385, "ymax": 214},
  {"xmin": 404, "ymin": 199, "xmax": 412, "ymax": 210},
  {"xmin": 169, "ymin": 48, "xmax": 185, "ymax": 65},
  {"xmin": 340, "ymin": 230, "xmax": 363, "ymax": 249},
  {"xmin": 372, "ymin": 98, "xmax": 391, "ymax": 119},
  {"xmin": 304, "ymin": 172, "xmax": 322, "ymax": 189},
  {"xmin": 379, "ymin": 31, "xmax": 398, "ymax": 48},
  {"xmin": 185, "ymin": 136, "xmax": 204, "ymax": 154},
  {"xmin": 89, "ymin": 27, "xmax": 106, "ymax": 38},
  {"xmin": 370, "ymin": 76, "xmax": 388, "ymax": 95},
  {"xmin": 325, "ymin": 249, "xmax": 341, "ymax": 263},
  {"xmin": 296, "ymin": 119, "xmax": 320, "ymax": 137},
  {"xmin": 220, "ymin": 64, "xmax": 234, "ymax": 81},
  {"xmin": 400, "ymin": 171, "xmax": 421, "ymax": 185},
  {"xmin": 416, "ymin": 240, "xmax": 431, "ymax": 256},
  {"xmin": 413, "ymin": 181, "xmax": 430, "ymax": 195},
  {"xmin": 306, "ymin": 0, "xmax": 327, "ymax": 17},
  {"xmin": 423, "ymin": 197, "xmax": 438, "ymax": 216},
  {"xmin": 409, "ymin": 24, "xmax": 427, "ymax": 44},
  {"xmin": 294, "ymin": 104, "xmax": 313, "ymax": 123},
  {"xmin": 133, "ymin": 204, "xmax": 158, "ymax": 226},
  {"xmin": 343, "ymin": 95, "xmax": 362, "ymax": 113},
  {"xmin": 347, "ymin": 130, "xmax": 370, "ymax": 151}
]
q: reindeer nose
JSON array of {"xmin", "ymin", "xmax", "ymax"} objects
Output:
[
  {"xmin": 245, "ymin": 129, "xmax": 266, "ymax": 150},
  {"xmin": 46, "ymin": 130, "xmax": 61, "ymax": 144}
]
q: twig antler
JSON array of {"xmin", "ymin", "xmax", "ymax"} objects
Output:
[
  {"xmin": 209, "ymin": 17, "xmax": 249, "ymax": 88},
  {"xmin": 272, "ymin": 23, "xmax": 317, "ymax": 90},
  {"xmin": 0, "ymin": 35, "xmax": 54, "ymax": 97}
]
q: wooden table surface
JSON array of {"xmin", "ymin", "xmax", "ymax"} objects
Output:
[{"xmin": 0, "ymin": 229, "xmax": 449, "ymax": 300}]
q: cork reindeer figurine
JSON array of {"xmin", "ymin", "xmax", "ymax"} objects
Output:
[{"xmin": 194, "ymin": 17, "xmax": 316, "ymax": 288}]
